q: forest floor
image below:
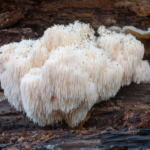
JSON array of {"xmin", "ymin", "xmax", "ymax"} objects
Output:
[{"xmin": 0, "ymin": 82, "xmax": 150, "ymax": 150}]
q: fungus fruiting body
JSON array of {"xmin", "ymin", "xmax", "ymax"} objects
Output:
[
  {"xmin": 107, "ymin": 26, "xmax": 121, "ymax": 33},
  {"xmin": 97, "ymin": 26, "xmax": 150, "ymax": 86},
  {"xmin": 0, "ymin": 22, "xmax": 150, "ymax": 127}
]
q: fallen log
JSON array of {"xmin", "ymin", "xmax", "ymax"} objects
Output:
[
  {"xmin": 0, "ymin": 0, "xmax": 150, "ymax": 149},
  {"xmin": 1, "ymin": 0, "xmax": 150, "ymax": 47},
  {"xmin": 30, "ymin": 129, "xmax": 150, "ymax": 150},
  {"xmin": 0, "ymin": 81, "xmax": 150, "ymax": 149}
]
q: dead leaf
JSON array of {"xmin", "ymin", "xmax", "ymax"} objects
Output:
[
  {"xmin": 31, "ymin": 133, "xmax": 38, "ymax": 138},
  {"xmin": 136, "ymin": 122, "xmax": 144, "ymax": 128},
  {"xmin": 40, "ymin": 134, "xmax": 50, "ymax": 140},
  {"xmin": 68, "ymin": 111, "xmax": 91, "ymax": 130},
  {"xmin": 18, "ymin": 133, "xmax": 27, "ymax": 138},
  {"xmin": 40, "ymin": 135, "xmax": 59, "ymax": 144},
  {"xmin": 81, "ymin": 130, "xmax": 88, "ymax": 134},
  {"xmin": 127, "ymin": 122, "xmax": 134, "ymax": 127},
  {"xmin": 122, "ymin": 121, "xmax": 127, "ymax": 128},
  {"xmin": 122, "ymin": 110, "xmax": 132, "ymax": 121},
  {"xmin": 25, "ymin": 145, "xmax": 31, "ymax": 149}
]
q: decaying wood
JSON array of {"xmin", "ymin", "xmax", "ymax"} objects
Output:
[
  {"xmin": 25, "ymin": 129, "xmax": 150, "ymax": 150},
  {"xmin": 1, "ymin": 0, "xmax": 150, "ymax": 149},
  {"xmin": 1, "ymin": 0, "xmax": 150, "ymax": 46},
  {"xmin": 1, "ymin": 81, "xmax": 150, "ymax": 149},
  {"xmin": 86, "ymin": 81, "xmax": 150, "ymax": 128},
  {"xmin": 0, "ymin": 81, "xmax": 150, "ymax": 129},
  {"xmin": 99, "ymin": 129, "xmax": 150, "ymax": 149}
]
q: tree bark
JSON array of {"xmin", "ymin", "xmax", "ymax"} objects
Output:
[{"xmin": 1, "ymin": 0, "xmax": 150, "ymax": 46}]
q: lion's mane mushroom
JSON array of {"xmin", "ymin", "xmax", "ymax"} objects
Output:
[
  {"xmin": 0, "ymin": 21, "xmax": 150, "ymax": 128},
  {"xmin": 97, "ymin": 26, "xmax": 150, "ymax": 86},
  {"xmin": 107, "ymin": 26, "xmax": 150, "ymax": 55}
]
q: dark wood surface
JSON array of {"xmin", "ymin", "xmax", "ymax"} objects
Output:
[
  {"xmin": 1, "ymin": 0, "xmax": 150, "ymax": 47},
  {"xmin": 0, "ymin": 80, "xmax": 150, "ymax": 149},
  {"xmin": 1, "ymin": 0, "xmax": 150, "ymax": 149}
]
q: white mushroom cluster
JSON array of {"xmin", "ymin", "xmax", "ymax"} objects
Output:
[
  {"xmin": 97, "ymin": 27, "xmax": 150, "ymax": 85},
  {"xmin": 107, "ymin": 26, "xmax": 150, "ymax": 54},
  {"xmin": 0, "ymin": 21, "xmax": 150, "ymax": 127}
]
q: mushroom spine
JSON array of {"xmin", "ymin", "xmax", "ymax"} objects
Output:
[{"xmin": 0, "ymin": 21, "xmax": 150, "ymax": 127}]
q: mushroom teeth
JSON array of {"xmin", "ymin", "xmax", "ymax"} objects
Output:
[
  {"xmin": 107, "ymin": 26, "xmax": 150, "ymax": 54},
  {"xmin": 0, "ymin": 21, "xmax": 150, "ymax": 127}
]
